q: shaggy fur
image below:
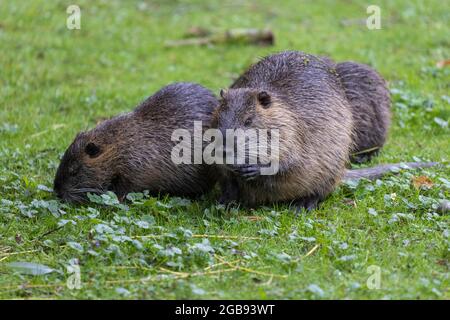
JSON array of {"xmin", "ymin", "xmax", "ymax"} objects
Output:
[
  {"xmin": 213, "ymin": 52, "xmax": 427, "ymax": 209},
  {"xmin": 335, "ymin": 61, "xmax": 391, "ymax": 162},
  {"xmin": 214, "ymin": 51, "xmax": 355, "ymax": 208},
  {"xmin": 54, "ymin": 82, "xmax": 218, "ymax": 203}
]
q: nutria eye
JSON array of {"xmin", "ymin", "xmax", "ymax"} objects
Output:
[
  {"xmin": 244, "ymin": 117, "xmax": 253, "ymax": 126},
  {"xmin": 85, "ymin": 143, "xmax": 100, "ymax": 158},
  {"xmin": 257, "ymin": 91, "xmax": 271, "ymax": 108}
]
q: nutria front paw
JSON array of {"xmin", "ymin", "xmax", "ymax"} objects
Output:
[
  {"xmin": 218, "ymin": 195, "xmax": 239, "ymax": 207},
  {"xmin": 218, "ymin": 178, "xmax": 240, "ymax": 206},
  {"xmin": 233, "ymin": 164, "xmax": 261, "ymax": 181}
]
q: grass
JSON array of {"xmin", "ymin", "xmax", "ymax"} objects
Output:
[{"xmin": 0, "ymin": 0, "xmax": 449, "ymax": 299}]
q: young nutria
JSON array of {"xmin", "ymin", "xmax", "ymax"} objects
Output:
[
  {"xmin": 54, "ymin": 82, "xmax": 217, "ymax": 203},
  {"xmin": 334, "ymin": 61, "xmax": 391, "ymax": 163},
  {"xmin": 214, "ymin": 51, "xmax": 431, "ymax": 210}
]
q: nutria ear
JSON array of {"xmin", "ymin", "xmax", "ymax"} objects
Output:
[
  {"xmin": 257, "ymin": 91, "xmax": 271, "ymax": 108},
  {"xmin": 220, "ymin": 89, "xmax": 227, "ymax": 99}
]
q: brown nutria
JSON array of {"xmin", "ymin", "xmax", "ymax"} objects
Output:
[
  {"xmin": 214, "ymin": 51, "xmax": 434, "ymax": 210},
  {"xmin": 215, "ymin": 51, "xmax": 354, "ymax": 209},
  {"xmin": 54, "ymin": 82, "xmax": 218, "ymax": 203},
  {"xmin": 318, "ymin": 56, "xmax": 391, "ymax": 162},
  {"xmin": 334, "ymin": 61, "xmax": 391, "ymax": 163}
]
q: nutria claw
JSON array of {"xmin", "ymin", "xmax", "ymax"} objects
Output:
[{"xmin": 233, "ymin": 164, "xmax": 261, "ymax": 180}]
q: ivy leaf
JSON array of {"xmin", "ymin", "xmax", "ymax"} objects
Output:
[
  {"xmin": 339, "ymin": 254, "xmax": 357, "ymax": 262},
  {"xmin": 169, "ymin": 197, "xmax": 191, "ymax": 207},
  {"xmin": 434, "ymin": 117, "xmax": 448, "ymax": 128},
  {"xmin": 94, "ymin": 223, "xmax": 115, "ymax": 234},
  {"xmin": 67, "ymin": 241, "xmax": 84, "ymax": 253},
  {"xmin": 134, "ymin": 220, "xmax": 151, "ymax": 229},
  {"xmin": 37, "ymin": 184, "xmax": 53, "ymax": 192},
  {"xmin": 274, "ymin": 252, "xmax": 292, "ymax": 263},
  {"xmin": 299, "ymin": 236, "xmax": 316, "ymax": 242},
  {"xmin": 88, "ymin": 192, "xmax": 129, "ymax": 210},
  {"xmin": 7, "ymin": 262, "xmax": 54, "ymax": 275},
  {"xmin": 438, "ymin": 177, "xmax": 450, "ymax": 189},
  {"xmin": 191, "ymin": 239, "xmax": 214, "ymax": 253},
  {"xmin": 307, "ymin": 284, "xmax": 325, "ymax": 297},
  {"xmin": 115, "ymin": 287, "xmax": 131, "ymax": 297}
]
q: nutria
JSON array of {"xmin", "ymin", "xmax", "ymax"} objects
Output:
[
  {"xmin": 214, "ymin": 51, "xmax": 433, "ymax": 209},
  {"xmin": 335, "ymin": 61, "xmax": 391, "ymax": 162},
  {"xmin": 54, "ymin": 82, "xmax": 217, "ymax": 203},
  {"xmin": 312, "ymin": 56, "xmax": 390, "ymax": 162}
]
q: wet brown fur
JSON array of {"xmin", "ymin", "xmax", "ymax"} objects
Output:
[
  {"xmin": 214, "ymin": 51, "xmax": 355, "ymax": 208},
  {"xmin": 54, "ymin": 82, "xmax": 218, "ymax": 203},
  {"xmin": 335, "ymin": 61, "xmax": 391, "ymax": 162}
]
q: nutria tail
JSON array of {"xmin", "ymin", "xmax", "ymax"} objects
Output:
[
  {"xmin": 344, "ymin": 162, "xmax": 439, "ymax": 181},
  {"xmin": 336, "ymin": 61, "xmax": 391, "ymax": 163}
]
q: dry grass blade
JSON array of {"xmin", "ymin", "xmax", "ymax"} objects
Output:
[
  {"xmin": 204, "ymin": 259, "xmax": 242, "ymax": 271},
  {"xmin": 0, "ymin": 283, "xmax": 65, "ymax": 291},
  {"xmin": 0, "ymin": 246, "xmax": 11, "ymax": 253},
  {"xmin": 0, "ymin": 249, "xmax": 42, "ymax": 262},
  {"xmin": 303, "ymin": 244, "xmax": 320, "ymax": 258},
  {"xmin": 159, "ymin": 266, "xmax": 238, "ymax": 279},
  {"xmin": 351, "ymin": 146, "xmax": 380, "ymax": 156},
  {"xmin": 293, "ymin": 244, "xmax": 320, "ymax": 262},
  {"xmin": 132, "ymin": 234, "xmax": 261, "ymax": 241},
  {"xmin": 191, "ymin": 234, "xmax": 262, "ymax": 240},
  {"xmin": 214, "ymin": 255, "xmax": 288, "ymax": 279}
]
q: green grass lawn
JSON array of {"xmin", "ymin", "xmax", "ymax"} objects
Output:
[{"xmin": 0, "ymin": 0, "xmax": 449, "ymax": 299}]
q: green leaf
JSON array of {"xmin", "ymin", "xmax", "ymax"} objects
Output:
[
  {"xmin": 307, "ymin": 284, "xmax": 325, "ymax": 297},
  {"xmin": 433, "ymin": 117, "xmax": 448, "ymax": 128},
  {"xmin": 67, "ymin": 241, "xmax": 84, "ymax": 252},
  {"xmin": 37, "ymin": 184, "xmax": 53, "ymax": 192},
  {"xmin": 7, "ymin": 262, "xmax": 54, "ymax": 275}
]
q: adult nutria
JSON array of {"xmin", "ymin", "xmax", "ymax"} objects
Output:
[
  {"xmin": 54, "ymin": 82, "xmax": 217, "ymax": 203},
  {"xmin": 214, "ymin": 51, "xmax": 432, "ymax": 209},
  {"xmin": 311, "ymin": 56, "xmax": 391, "ymax": 162},
  {"xmin": 334, "ymin": 61, "xmax": 391, "ymax": 163}
]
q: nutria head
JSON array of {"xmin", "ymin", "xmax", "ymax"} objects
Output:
[
  {"xmin": 53, "ymin": 116, "xmax": 134, "ymax": 203},
  {"xmin": 215, "ymin": 88, "xmax": 273, "ymax": 132},
  {"xmin": 214, "ymin": 87, "xmax": 304, "ymax": 173},
  {"xmin": 214, "ymin": 88, "xmax": 288, "ymax": 170}
]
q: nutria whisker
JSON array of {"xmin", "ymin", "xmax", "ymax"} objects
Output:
[
  {"xmin": 64, "ymin": 193, "xmax": 86, "ymax": 204},
  {"xmin": 71, "ymin": 187, "xmax": 103, "ymax": 195}
]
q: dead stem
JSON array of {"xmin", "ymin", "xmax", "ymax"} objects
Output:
[
  {"xmin": 214, "ymin": 255, "xmax": 288, "ymax": 279},
  {"xmin": 132, "ymin": 234, "xmax": 261, "ymax": 241},
  {"xmin": 293, "ymin": 244, "xmax": 320, "ymax": 263},
  {"xmin": 0, "ymin": 249, "xmax": 42, "ymax": 262}
]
